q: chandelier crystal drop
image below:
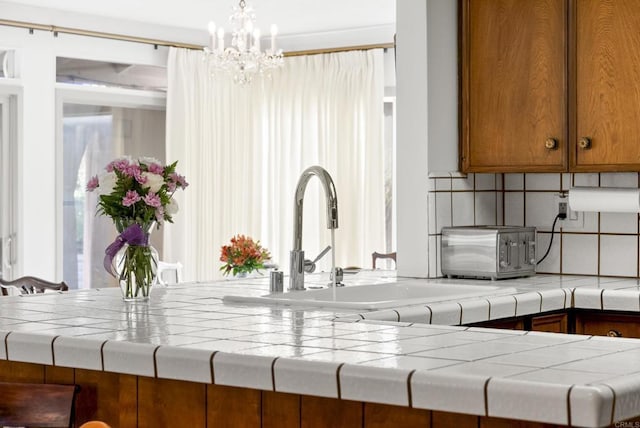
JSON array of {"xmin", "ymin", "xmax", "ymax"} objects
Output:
[{"xmin": 204, "ymin": 0, "xmax": 284, "ymax": 85}]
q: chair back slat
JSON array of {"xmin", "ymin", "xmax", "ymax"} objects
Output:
[
  {"xmin": 0, "ymin": 276, "xmax": 68, "ymax": 295},
  {"xmin": 372, "ymin": 251, "xmax": 397, "ymax": 269},
  {"xmin": 0, "ymin": 382, "xmax": 77, "ymax": 427}
]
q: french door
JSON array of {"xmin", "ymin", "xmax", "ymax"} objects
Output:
[{"xmin": 0, "ymin": 94, "xmax": 17, "ymax": 280}]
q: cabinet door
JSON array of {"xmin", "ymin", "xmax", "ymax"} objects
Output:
[
  {"xmin": 462, "ymin": 0, "xmax": 567, "ymax": 172},
  {"xmin": 575, "ymin": 312, "xmax": 640, "ymax": 338},
  {"xmin": 572, "ymin": 0, "xmax": 640, "ymax": 171}
]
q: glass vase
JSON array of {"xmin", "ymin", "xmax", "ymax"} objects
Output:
[{"xmin": 114, "ymin": 225, "xmax": 158, "ymax": 301}]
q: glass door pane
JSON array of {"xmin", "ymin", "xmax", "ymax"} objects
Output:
[
  {"xmin": 0, "ymin": 95, "xmax": 17, "ymax": 281},
  {"xmin": 62, "ymin": 104, "xmax": 165, "ymax": 289}
]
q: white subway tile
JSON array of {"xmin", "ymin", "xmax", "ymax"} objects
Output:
[
  {"xmin": 504, "ymin": 173, "xmax": 524, "ymax": 190},
  {"xmin": 475, "ymin": 173, "xmax": 496, "ymax": 190},
  {"xmin": 536, "ymin": 232, "xmax": 561, "ymax": 274},
  {"xmin": 428, "ymin": 236, "xmax": 438, "ymax": 279},
  {"xmin": 600, "ymin": 172, "xmax": 638, "ymax": 188},
  {"xmin": 475, "ymin": 192, "xmax": 497, "ymax": 225},
  {"xmin": 562, "ymin": 234, "xmax": 598, "ymax": 275},
  {"xmin": 525, "ymin": 173, "xmax": 562, "ymax": 191},
  {"xmin": 573, "ymin": 173, "xmax": 599, "ymax": 187},
  {"xmin": 428, "ymin": 192, "xmax": 437, "ymax": 235},
  {"xmin": 435, "ymin": 177, "xmax": 452, "ymax": 191},
  {"xmin": 435, "ymin": 192, "xmax": 452, "ymax": 232},
  {"xmin": 452, "ymin": 173, "xmax": 474, "ymax": 191},
  {"xmin": 452, "ymin": 192, "xmax": 475, "ymax": 226},
  {"xmin": 504, "ymin": 193, "xmax": 524, "ymax": 226},
  {"xmin": 600, "ymin": 212, "xmax": 638, "ymax": 234},
  {"xmin": 600, "ymin": 235, "xmax": 637, "ymax": 277},
  {"xmin": 525, "ymin": 192, "xmax": 557, "ymax": 230}
]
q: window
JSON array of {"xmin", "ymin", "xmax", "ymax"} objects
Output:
[
  {"xmin": 56, "ymin": 57, "xmax": 167, "ymax": 92},
  {"xmin": 62, "ymin": 103, "xmax": 166, "ymax": 289},
  {"xmin": 57, "ymin": 57, "xmax": 167, "ymax": 289}
]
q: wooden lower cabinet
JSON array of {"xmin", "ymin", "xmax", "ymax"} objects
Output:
[
  {"xmin": 575, "ymin": 311, "xmax": 640, "ymax": 339},
  {"xmin": 468, "ymin": 312, "xmax": 568, "ymax": 333},
  {"xmin": 467, "ymin": 317, "xmax": 525, "ymax": 330},
  {"xmin": 2, "ymin": 311, "xmax": 639, "ymax": 428},
  {"xmin": 530, "ymin": 313, "xmax": 568, "ymax": 333},
  {"xmin": 4, "ymin": 359, "xmax": 639, "ymax": 427}
]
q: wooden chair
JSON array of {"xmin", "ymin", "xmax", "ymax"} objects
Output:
[
  {"xmin": 0, "ymin": 381, "xmax": 78, "ymax": 427},
  {"xmin": 372, "ymin": 251, "xmax": 397, "ymax": 269},
  {"xmin": 0, "ymin": 276, "xmax": 69, "ymax": 296}
]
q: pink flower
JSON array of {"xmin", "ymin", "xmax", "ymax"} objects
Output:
[
  {"xmin": 148, "ymin": 163, "xmax": 164, "ymax": 175},
  {"xmin": 143, "ymin": 192, "xmax": 162, "ymax": 208},
  {"xmin": 166, "ymin": 181, "xmax": 177, "ymax": 192},
  {"xmin": 86, "ymin": 175, "xmax": 99, "ymax": 192},
  {"xmin": 107, "ymin": 158, "xmax": 131, "ymax": 172},
  {"xmin": 123, "ymin": 164, "xmax": 142, "ymax": 178},
  {"xmin": 169, "ymin": 173, "xmax": 189, "ymax": 189},
  {"xmin": 122, "ymin": 190, "xmax": 141, "ymax": 207}
]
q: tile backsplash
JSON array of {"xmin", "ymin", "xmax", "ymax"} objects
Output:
[{"xmin": 428, "ymin": 172, "xmax": 640, "ymax": 279}]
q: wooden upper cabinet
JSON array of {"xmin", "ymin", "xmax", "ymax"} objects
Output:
[
  {"xmin": 572, "ymin": 0, "xmax": 640, "ymax": 171},
  {"xmin": 462, "ymin": 0, "xmax": 567, "ymax": 172}
]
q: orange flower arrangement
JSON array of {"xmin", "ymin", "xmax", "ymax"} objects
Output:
[{"xmin": 220, "ymin": 234, "xmax": 271, "ymax": 276}]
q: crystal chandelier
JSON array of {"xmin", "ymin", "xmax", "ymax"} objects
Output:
[{"xmin": 204, "ymin": 0, "xmax": 284, "ymax": 85}]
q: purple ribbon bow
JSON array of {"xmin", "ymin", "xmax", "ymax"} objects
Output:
[{"xmin": 104, "ymin": 224, "xmax": 149, "ymax": 276}]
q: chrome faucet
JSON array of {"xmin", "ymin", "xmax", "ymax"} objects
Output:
[{"xmin": 289, "ymin": 166, "xmax": 339, "ymax": 291}]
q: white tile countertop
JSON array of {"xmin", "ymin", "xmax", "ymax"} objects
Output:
[{"xmin": 2, "ymin": 272, "xmax": 640, "ymax": 427}]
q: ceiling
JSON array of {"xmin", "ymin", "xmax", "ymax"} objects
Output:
[{"xmin": 4, "ymin": 0, "xmax": 396, "ymax": 36}]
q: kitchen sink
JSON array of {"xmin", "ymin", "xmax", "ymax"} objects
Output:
[{"xmin": 223, "ymin": 280, "xmax": 517, "ymax": 310}]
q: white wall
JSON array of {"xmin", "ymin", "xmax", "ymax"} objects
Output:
[{"xmin": 396, "ymin": 0, "xmax": 458, "ymax": 277}]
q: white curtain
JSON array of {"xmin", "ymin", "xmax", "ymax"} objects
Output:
[{"xmin": 165, "ymin": 47, "xmax": 385, "ymax": 281}]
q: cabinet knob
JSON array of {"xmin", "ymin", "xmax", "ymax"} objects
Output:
[
  {"xmin": 607, "ymin": 329, "xmax": 623, "ymax": 337},
  {"xmin": 578, "ymin": 137, "xmax": 592, "ymax": 150},
  {"xmin": 544, "ymin": 138, "xmax": 558, "ymax": 150}
]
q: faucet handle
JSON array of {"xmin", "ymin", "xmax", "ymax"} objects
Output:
[{"xmin": 304, "ymin": 245, "xmax": 332, "ymax": 273}]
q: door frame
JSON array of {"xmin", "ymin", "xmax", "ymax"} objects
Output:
[{"xmin": 55, "ymin": 83, "xmax": 166, "ymax": 284}]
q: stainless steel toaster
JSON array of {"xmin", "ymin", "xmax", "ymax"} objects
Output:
[{"xmin": 441, "ymin": 226, "xmax": 536, "ymax": 280}]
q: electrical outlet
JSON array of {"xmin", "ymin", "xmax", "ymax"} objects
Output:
[
  {"xmin": 555, "ymin": 194, "xmax": 583, "ymax": 229},
  {"xmin": 558, "ymin": 201, "xmax": 567, "ymax": 219}
]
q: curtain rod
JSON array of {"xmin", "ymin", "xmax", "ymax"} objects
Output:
[{"xmin": 0, "ymin": 18, "xmax": 394, "ymax": 55}]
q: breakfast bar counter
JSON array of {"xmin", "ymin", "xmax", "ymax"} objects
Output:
[{"xmin": 2, "ymin": 272, "xmax": 640, "ymax": 427}]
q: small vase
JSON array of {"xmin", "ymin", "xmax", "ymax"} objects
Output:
[
  {"xmin": 114, "ymin": 224, "xmax": 158, "ymax": 301},
  {"xmin": 234, "ymin": 271, "xmax": 248, "ymax": 279}
]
